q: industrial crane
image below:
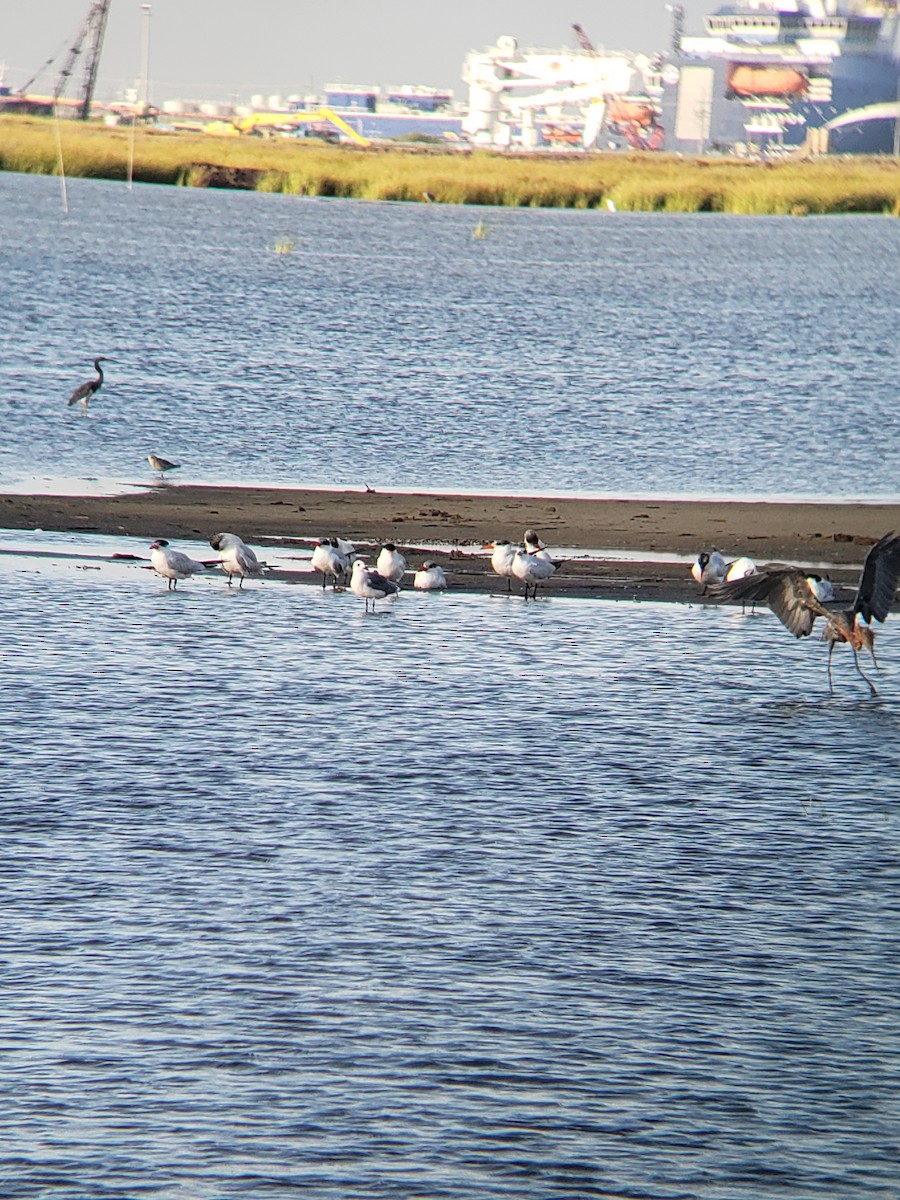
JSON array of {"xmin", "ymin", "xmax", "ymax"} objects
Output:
[{"xmin": 20, "ymin": 1, "xmax": 111, "ymax": 120}]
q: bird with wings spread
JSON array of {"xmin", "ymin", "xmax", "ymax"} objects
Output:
[{"xmin": 712, "ymin": 531, "xmax": 900, "ymax": 695}]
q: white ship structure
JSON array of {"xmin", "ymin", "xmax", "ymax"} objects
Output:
[
  {"xmin": 663, "ymin": 0, "xmax": 900, "ymax": 154},
  {"xmin": 461, "ymin": 33, "xmax": 664, "ymax": 150}
]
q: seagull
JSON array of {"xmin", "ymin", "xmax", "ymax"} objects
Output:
[
  {"xmin": 209, "ymin": 532, "xmax": 266, "ymax": 588},
  {"xmin": 376, "ymin": 543, "xmax": 406, "ymax": 583},
  {"xmin": 149, "ymin": 539, "xmax": 207, "ymax": 590},
  {"xmin": 147, "ymin": 454, "xmax": 181, "ymax": 478},
  {"xmin": 68, "ymin": 357, "xmax": 110, "ymax": 407},
  {"xmin": 350, "ymin": 559, "xmax": 400, "ymax": 611},
  {"xmin": 691, "ymin": 549, "xmax": 727, "ymax": 591},
  {"xmin": 414, "ymin": 561, "xmax": 448, "ymax": 590},
  {"xmin": 512, "ymin": 546, "xmax": 564, "ymax": 600},
  {"xmin": 311, "ymin": 537, "xmax": 350, "ymax": 589},
  {"xmin": 487, "ymin": 539, "xmax": 517, "ymax": 593},
  {"xmin": 712, "ymin": 531, "xmax": 900, "ymax": 695}
]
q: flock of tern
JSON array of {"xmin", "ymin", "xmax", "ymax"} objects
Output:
[
  {"xmin": 69, "ymin": 359, "xmax": 900, "ymax": 695},
  {"xmin": 148, "ymin": 526, "xmax": 900, "ymax": 693}
]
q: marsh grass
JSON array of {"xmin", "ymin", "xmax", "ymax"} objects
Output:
[{"xmin": 4, "ymin": 115, "xmax": 900, "ymax": 214}]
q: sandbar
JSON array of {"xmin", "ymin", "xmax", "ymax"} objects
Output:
[{"xmin": 2, "ymin": 484, "xmax": 898, "ymax": 602}]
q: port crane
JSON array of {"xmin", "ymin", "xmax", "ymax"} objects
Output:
[{"xmin": 20, "ymin": 0, "xmax": 111, "ymax": 119}]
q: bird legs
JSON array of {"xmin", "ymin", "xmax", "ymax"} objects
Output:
[{"xmin": 827, "ymin": 640, "xmax": 878, "ymax": 697}]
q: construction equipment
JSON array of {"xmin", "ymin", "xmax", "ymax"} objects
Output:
[
  {"xmin": 228, "ymin": 108, "xmax": 371, "ymax": 146},
  {"xmin": 20, "ymin": 0, "xmax": 111, "ymax": 119}
]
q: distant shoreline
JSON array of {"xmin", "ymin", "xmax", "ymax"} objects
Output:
[
  {"xmin": 4, "ymin": 116, "xmax": 900, "ymax": 214},
  {"xmin": 2, "ymin": 484, "xmax": 898, "ymax": 603}
]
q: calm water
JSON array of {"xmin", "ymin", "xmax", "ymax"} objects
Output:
[
  {"xmin": 2, "ymin": 173, "xmax": 900, "ymax": 1198},
  {"xmin": 2, "ymin": 534, "xmax": 900, "ymax": 1198},
  {"xmin": 1, "ymin": 171, "xmax": 900, "ymax": 499}
]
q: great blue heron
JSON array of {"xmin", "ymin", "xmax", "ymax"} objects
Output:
[
  {"xmin": 68, "ymin": 357, "xmax": 110, "ymax": 406},
  {"xmin": 712, "ymin": 531, "xmax": 900, "ymax": 695}
]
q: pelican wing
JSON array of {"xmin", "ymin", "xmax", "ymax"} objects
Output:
[
  {"xmin": 854, "ymin": 531, "xmax": 900, "ymax": 625},
  {"xmin": 712, "ymin": 567, "xmax": 828, "ymax": 638}
]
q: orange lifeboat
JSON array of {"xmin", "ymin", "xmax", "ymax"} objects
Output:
[{"xmin": 728, "ymin": 65, "xmax": 807, "ymax": 98}]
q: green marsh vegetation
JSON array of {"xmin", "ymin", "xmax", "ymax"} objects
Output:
[{"xmin": 4, "ymin": 114, "xmax": 900, "ymax": 214}]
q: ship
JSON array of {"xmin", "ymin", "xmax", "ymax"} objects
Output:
[{"xmin": 662, "ymin": 0, "xmax": 900, "ymax": 155}]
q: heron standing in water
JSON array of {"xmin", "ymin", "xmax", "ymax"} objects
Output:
[
  {"xmin": 712, "ymin": 531, "xmax": 900, "ymax": 695},
  {"xmin": 68, "ymin": 357, "xmax": 110, "ymax": 407}
]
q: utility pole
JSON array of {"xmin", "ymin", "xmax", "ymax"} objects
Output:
[{"xmin": 140, "ymin": 4, "xmax": 152, "ymax": 116}]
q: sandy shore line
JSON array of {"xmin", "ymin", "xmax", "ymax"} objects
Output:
[{"xmin": 2, "ymin": 485, "xmax": 898, "ymax": 602}]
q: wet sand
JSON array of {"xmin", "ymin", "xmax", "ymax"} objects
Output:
[{"xmin": 2, "ymin": 484, "xmax": 898, "ymax": 602}]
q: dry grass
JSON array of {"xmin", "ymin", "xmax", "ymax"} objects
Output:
[{"xmin": 3, "ymin": 114, "xmax": 900, "ymax": 213}]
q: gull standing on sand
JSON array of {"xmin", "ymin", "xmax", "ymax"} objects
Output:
[
  {"xmin": 350, "ymin": 559, "xmax": 400, "ymax": 611},
  {"xmin": 376, "ymin": 544, "xmax": 406, "ymax": 583},
  {"xmin": 512, "ymin": 546, "xmax": 564, "ymax": 600},
  {"xmin": 311, "ymin": 537, "xmax": 350, "ymax": 589},
  {"xmin": 149, "ymin": 539, "xmax": 207, "ymax": 590},
  {"xmin": 68, "ymin": 357, "xmax": 110, "ymax": 407},
  {"xmin": 209, "ymin": 532, "xmax": 266, "ymax": 588},
  {"xmin": 147, "ymin": 454, "xmax": 181, "ymax": 479},
  {"xmin": 414, "ymin": 561, "xmax": 448, "ymax": 590},
  {"xmin": 488, "ymin": 540, "xmax": 517, "ymax": 593}
]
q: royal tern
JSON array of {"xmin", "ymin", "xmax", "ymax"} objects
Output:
[
  {"xmin": 691, "ymin": 549, "xmax": 727, "ymax": 591},
  {"xmin": 806, "ymin": 574, "xmax": 835, "ymax": 603},
  {"xmin": 149, "ymin": 539, "xmax": 207, "ymax": 590},
  {"xmin": 488, "ymin": 540, "xmax": 517, "ymax": 593},
  {"xmin": 376, "ymin": 544, "xmax": 406, "ymax": 583},
  {"xmin": 209, "ymin": 532, "xmax": 266, "ymax": 588},
  {"xmin": 725, "ymin": 556, "xmax": 757, "ymax": 582},
  {"xmin": 523, "ymin": 529, "xmax": 545, "ymax": 554},
  {"xmin": 414, "ymin": 561, "xmax": 448, "ymax": 590},
  {"xmin": 712, "ymin": 531, "xmax": 900, "ymax": 695},
  {"xmin": 512, "ymin": 546, "xmax": 564, "ymax": 600},
  {"xmin": 311, "ymin": 537, "xmax": 350, "ymax": 589}
]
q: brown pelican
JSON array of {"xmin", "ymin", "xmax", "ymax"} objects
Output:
[{"xmin": 712, "ymin": 532, "xmax": 900, "ymax": 695}]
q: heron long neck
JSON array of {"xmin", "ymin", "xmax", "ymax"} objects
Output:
[{"xmin": 93, "ymin": 359, "xmax": 104, "ymax": 383}]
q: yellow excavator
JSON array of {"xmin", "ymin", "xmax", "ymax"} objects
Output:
[{"xmin": 207, "ymin": 108, "xmax": 370, "ymax": 146}]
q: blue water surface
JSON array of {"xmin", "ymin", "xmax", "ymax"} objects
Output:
[{"xmin": 1, "ymin": 171, "xmax": 899, "ymax": 500}]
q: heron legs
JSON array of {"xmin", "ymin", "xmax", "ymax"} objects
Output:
[
  {"xmin": 851, "ymin": 646, "xmax": 878, "ymax": 697},
  {"xmin": 826, "ymin": 641, "xmax": 835, "ymax": 695}
]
